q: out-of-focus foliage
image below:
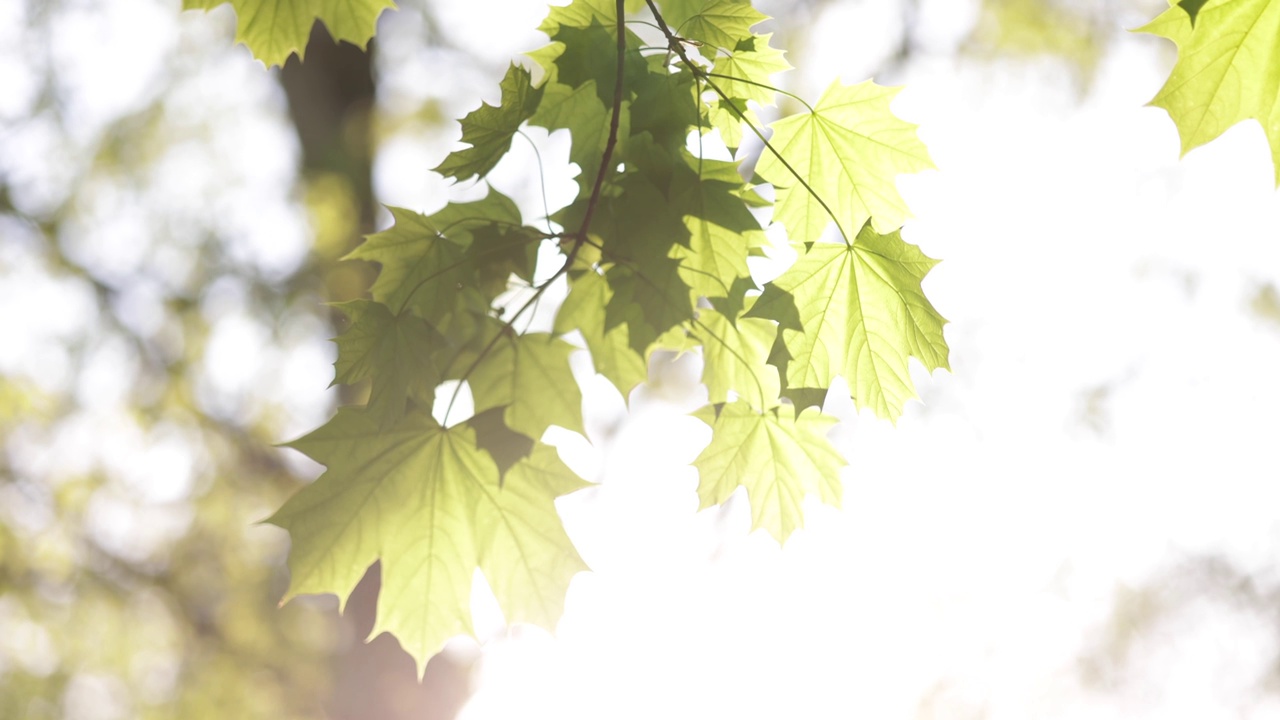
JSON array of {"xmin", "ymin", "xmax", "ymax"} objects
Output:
[
  {"xmin": 0, "ymin": 1, "xmax": 341, "ymax": 717},
  {"xmin": 964, "ymin": 0, "xmax": 1111, "ymax": 83}
]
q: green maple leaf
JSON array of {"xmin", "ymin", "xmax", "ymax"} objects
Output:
[
  {"xmin": 696, "ymin": 307, "xmax": 780, "ymax": 411},
  {"xmin": 272, "ymin": 408, "xmax": 587, "ymax": 673},
  {"xmin": 530, "ymin": 81, "xmax": 631, "ymax": 191},
  {"xmin": 332, "ymin": 300, "xmax": 439, "ymax": 429},
  {"xmin": 469, "ymin": 332, "xmax": 586, "ymax": 440},
  {"xmin": 436, "ymin": 64, "xmax": 544, "ymax": 183},
  {"xmin": 540, "ymin": 0, "xmax": 618, "ymax": 34},
  {"xmin": 747, "ymin": 224, "xmax": 949, "ymax": 420},
  {"xmin": 703, "ymin": 97, "xmax": 758, "ymax": 152},
  {"xmin": 631, "ymin": 56, "xmax": 702, "ymax": 152},
  {"xmin": 555, "ymin": 271, "xmax": 649, "ymax": 395},
  {"xmin": 347, "ymin": 193, "xmax": 538, "ymax": 322},
  {"xmin": 605, "ymin": 258, "xmax": 696, "ymax": 355},
  {"xmin": 183, "ymin": 0, "xmax": 395, "ymax": 67},
  {"xmin": 669, "ymin": 154, "xmax": 763, "ymax": 300},
  {"xmin": 709, "ymin": 34, "xmax": 791, "ymax": 106},
  {"xmin": 1140, "ymin": 0, "xmax": 1280, "ymax": 184},
  {"xmin": 662, "ymin": 0, "xmax": 768, "ymax": 51},
  {"xmin": 757, "ymin": 79, "xmax": 934, "ymax": 240},
  {"xmin": 692, "ymin": 401, "xmax": 845, "ymax": 543}
]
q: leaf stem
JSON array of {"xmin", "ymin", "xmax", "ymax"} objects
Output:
[{"xmin": 702, "ymin": 72, "xmax": 816, "ymax": 114}]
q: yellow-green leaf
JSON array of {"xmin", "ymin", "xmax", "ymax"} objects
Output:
[
  {"xmin": 272, "ymin": 409, "xmax": 586, "ymax": 674},
  {"xmin": 757, "ymin": 79, "xmax": 934, "ymax": 239},
  {"xmin": 747, "ymin": 224, "xmax": 949, "ymax": 420},
  {"xmin": 555, "ymin": 271, "xmax": 649, "ymax": 395},
  {"xmin": 469, "ymin": 333, "xmax": 586, "ymax": 440},
  {"xmin": 696, "ymin": 307, "xmax": 779, "ymax": 411},
  {"xmin": 709, "ymin": 34, "xmax": 791, "ymax": 106},
  {"xmin": 331, "ymin": 299, "xmax": 439, "ymax": 429},
  {"xmin": 692, "ymin": 401, "xmax": 845, "ymax": 543},
  {"xmin": 1139, "ymin": 0, "xmax": 1280, "ymax": 184},
  {"xmin": 183, "ymin": 0, "xmax": 395, "ymax": 68}
]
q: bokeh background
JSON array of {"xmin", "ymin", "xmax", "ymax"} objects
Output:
[{"xmin": 5, "ymin": 0, "xmax": 1280, "ymax": 718}]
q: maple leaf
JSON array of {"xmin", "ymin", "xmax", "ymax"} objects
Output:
[
  {"xmin": 272, "ymin": 408, "xmax": 587, "ymax": 673},
  {"xmin": 530, "ymin": 81, "xmax": 632, "ymax": 191},
  {"xmin": 757, "ymin": 79, "xmax": 934, "ymax": 240},
  {"xmin": 1139, "ymin": 0, "xmax": 1280, "ymax": 184},
  {"xmin": 692, "ymin": 401, "xmax": 845, "ymax": 543},
  {"xmin": 696, "ymin": 307, "xmax": 780, "ymax": 411},
  {"xmin": 709, "ymin": 34, "xmax": 791, "ymax": 106},
  {"xmin": 331, "ymin": 299, "xmax": 439, "ymax": 429},
  {"xmin": 669, "ymin": 154, "xmax": 763, "ymax": 301},
  {"xmin": 436, "ymin": 64, "xmax": 544, "ymax": 183},
  {"xmin": 662, "ymin": 0, "xmax": 769, "ymax": 51},
  {"xmin": 183, "ymin": 0, "xmax": 395, "ymax": 67},
  {"xmin": 469, "ymin": 332, "xmax": 586, "ymax": 440},
  {"xmin": 555, "ymin": 270, "xmax": 649, "ymax": 395},
  {"xmin": 347, "ymin": 193, "xmax": 539, "ymax": 323},
  {"xmin": 747, "ymin": 224, "xmax": 949, "ymax": 421}
]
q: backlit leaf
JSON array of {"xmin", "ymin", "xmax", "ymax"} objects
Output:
[
  {"xmin": 183, "ymin": 0, "xmax": 395, "ymax": 67},
  {"xmin": 692, "ymin": 401, "xmax": 845, "ymax": 542},
  {"xmin": 747, "ymin": 224, "xmax": 949, "ymax": 420},
  {"xmin": 273, "ymin": 409, "xmax": 586, "ymax": 674},
  {"xmin": 757, "ymin": 79, "xmax": 934, "ymax": 239},
  {"xmin": 1139, "ymin": 0, "xmax": 1280, "ymax": 184}
]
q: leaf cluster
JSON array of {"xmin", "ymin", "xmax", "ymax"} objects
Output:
[{"xmin": 193, "ymin": 0, "xmax": 948, "ymax": 669}]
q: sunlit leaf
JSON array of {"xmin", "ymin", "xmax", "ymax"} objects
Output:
[
  {"xmin": 469, "ymin": 332, "xmax": 586, "ymax": 440},
  {"xmin": 273, "ymin": 409, "xmax": 586, "ymax": 673},
  {"xmin": 757, "ymin": 79, "xmax": 934, "ymax": 239},
  {"xmin": 1139, "ymin": 0, "xmax": 1280, "ymax": 184},
  {"xmin": 747, "ymin": 224, "xmax": 949, "ymax": 420},
  {"xmin": 692, "ymin": 401, "xmax": 845, "ymax": 542},
  {"xmin": 183, "ymin": 0, "xmax": 395, "ymax": 67}
]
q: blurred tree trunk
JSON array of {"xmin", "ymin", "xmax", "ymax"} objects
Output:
[{"xmin": 278, "ymin": 22, "xmax": 475, "ymax": 720}]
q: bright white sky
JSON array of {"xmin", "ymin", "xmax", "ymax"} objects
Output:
[{"xmin": 6, "ymin": 0, "xmax": 1280, "ymax": 718}]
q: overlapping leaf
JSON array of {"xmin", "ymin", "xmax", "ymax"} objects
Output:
[
  {"xmin": 660, "ymin": 0, "xmax": 767, "ymax": 51},
  {"xmin": 1139, "ymin": 0, "xmax": 1280, "ymax": 184},
  {"xmin": 693, "ymin": 402, "xmax": 845, "ymax": 542},
  {"xmin": 555, "ymin": 270, "xmax": 649, "ymax": 395},
  {"xmin": 748, "ymin": 224, "xmax": 949, "ymax": 419},
  {"xmin": 696, "ymin": 307, "xmax": 779, "ymax": 410},
  {"xmin": 183, "ymin": 0, "xmax": 395, "ymax": 67},
  {"xmin": 271, "ymin": 409, "xmax": 587, "ymax": 673},
  {"xmin": 709, "ymin": 34, "xmax": 791, "ymax": 106},
  {"xmin": 757, "ymin": 79, "xmax": 934, "ymax": 239},
  {"xmin": 331, "ymin": 299, "xmax": 439, "ymax": 428},
  {"xmin": 469, "ymin": 333, "xmax": 586, "ymax": 440},
  {"xmin": 346, "ymin": 194, "xmax": 539, "ymax": 322}
]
